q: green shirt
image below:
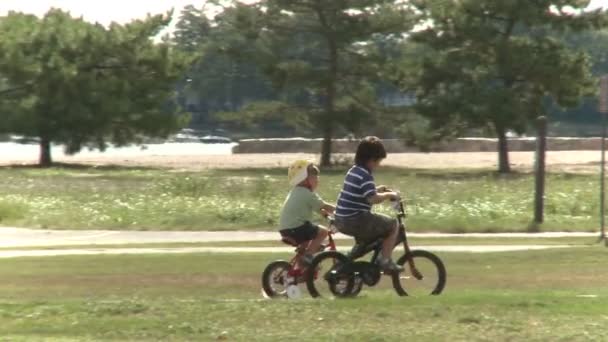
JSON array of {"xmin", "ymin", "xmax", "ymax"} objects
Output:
[{"xmin": 279, "ymin": 186, "xmax": 324, "ymax": 229}]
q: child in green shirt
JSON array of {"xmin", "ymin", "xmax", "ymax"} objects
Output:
[{"xmin": 279, "ymin": 160, "xmax": 336, "ymax": 267}]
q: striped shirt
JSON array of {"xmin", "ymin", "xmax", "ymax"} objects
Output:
[{"xmin": 335, "ymin": 165, "xmax": 376, "ymax": 217}]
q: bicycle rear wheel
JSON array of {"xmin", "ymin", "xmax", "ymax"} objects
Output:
[
  {"xmin": 261, "ymin": 261, "xmax": 291, "ymax": 298},
  {"xmin": 392, "ymin": 250, "xmax": 446, "ymax": 296}
]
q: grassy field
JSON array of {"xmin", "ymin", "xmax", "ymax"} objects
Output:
[
  {"xmin": 0, "ymin": 166, "xmax": 602, "ymax": 232},
  {"xmin": 0, "ymin": 247, "xmax": 607, "ymax": 341}
]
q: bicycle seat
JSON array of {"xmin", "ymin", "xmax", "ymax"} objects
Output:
[{"xmin": 280, "ymin": 236, "xmax": 299, "ymax": 247}]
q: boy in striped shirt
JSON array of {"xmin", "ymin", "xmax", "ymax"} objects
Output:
[{"xmin": 335, "ymin": 136, "xmax": 403, "ymax": 273}]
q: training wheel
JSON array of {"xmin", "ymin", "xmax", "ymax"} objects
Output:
[
  {"xmin": 286, "ymin": 285, "xmax": 302, "ymax": 299},
  {"xmin": 261, "ymin": 288, "xmax": 271, "ymax": 299}
]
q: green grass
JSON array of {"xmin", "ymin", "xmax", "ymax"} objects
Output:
[
  {"xmin": 0, "ymin": 166, "xmax": 602, "ymax": 232},
  {"xmin": 0, "ymin": 248, "xmax": 608, "ymax": 340}
]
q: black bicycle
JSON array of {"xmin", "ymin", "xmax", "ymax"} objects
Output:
[{"xmin": 306, "ymin": 200, "xmax": 447, "ymax": 298}]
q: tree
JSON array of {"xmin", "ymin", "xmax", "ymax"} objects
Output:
[
  {"xmin": 172, "ymin": 5, "xmax": 278, "ymax": 130},
  {"xmin": 547, "ymin": 29, "xmax": 608, "ymax": 132},
  {"xmin": 0, "ymin": 9, "xmax": 189, "ymax": 166},
  {"xmin": 173, "ymin": 5, "xmax": 212, "ymax": 53},
  {"xmin": 214, "ymin": 0, "xmax": 414, "ymax": 166},
  {"xmin": 401, "ymin": 0, "xmax": 608, "ymax": 173}
]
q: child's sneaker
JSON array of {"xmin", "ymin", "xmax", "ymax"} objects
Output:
[{"xmin": 376, "ymin": 257, "xmax": 404, "ymax": 274}]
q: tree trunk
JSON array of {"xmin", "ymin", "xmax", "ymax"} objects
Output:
[
  {"xmin": 319, "ymin": 42, "xmax": 338, "ymax": 168},
  {"xmin": 320, "ymin": 124, "xmax": 332, "ymax": 167},
  {"xmin": 495, "ymin": 123, "xmax": 511, "ymax": 173},
  {"xmin": 315, "ymin": 8, "xmax": 337, "ymax": 168},
  {"xmin": 39, "ymin": 137, "xmax": 52, "ymax": 167}
]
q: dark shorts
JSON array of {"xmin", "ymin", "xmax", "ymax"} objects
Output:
[
  {"xmin": 335, "ymin": 211, "xmax": 396, "ymax": 244},
  {"xmin": 279, "ymin": 222, "xmax": 320, "ymax": 245}
]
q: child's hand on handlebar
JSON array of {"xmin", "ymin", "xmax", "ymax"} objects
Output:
[
  {"xmin": 386, "ymin": 191, "xmax": 401, "ymax": 202},
  {"xmin": 320, "ymin": 203, "xmax": 335, "ymax": 217},
  {"xmin": 329, "ymin": 223, "xmax": 339, "ymax": 234},
  {"xmin": 376, "ymin": 185, "xmax": 390, "ymax": 193}
]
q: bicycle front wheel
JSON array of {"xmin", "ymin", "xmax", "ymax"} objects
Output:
[
  {"xmin": 392, "ymin": 250, "xmax": 446, "ymax": 296},
  {"xmin": 306, "ymin": 251, "xmax": 354, "ymax": 298}
]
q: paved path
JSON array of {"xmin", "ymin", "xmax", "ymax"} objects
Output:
[
  {"xmin": 0, "ymin": 245, "xmax": 574, "ymax": 259},
  {"xmin": 0, "ymin": 227, "xmax": 598, "ymax": 248}
]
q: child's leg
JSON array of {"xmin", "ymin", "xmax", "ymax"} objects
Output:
[
  {"xmin": 306, "ymin": 226, "xmax": 328, "ymax": 254},
  {"xmin": 294, "ymin": 242, "xmax": 309, "ymax": 269},
  {"xmin": 381, "ymin": 221, "xmax": 399, "ymax": 260}
]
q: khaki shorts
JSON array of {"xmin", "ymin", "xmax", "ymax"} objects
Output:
[{"xmin": 335, "ymin": 212, "xmax": 396, "ymax": 244}]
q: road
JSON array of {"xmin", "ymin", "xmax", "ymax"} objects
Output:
[
  {"xmin": 0, "ymin": 227, "xmax": 592, "ymax": 258},
  {"xmin": 0, "ymin": 245, "xmax": 575, "ymax": 259}
]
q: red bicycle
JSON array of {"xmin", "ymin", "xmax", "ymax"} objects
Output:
[{"xmin": 261, "ymin": 217, "xmax": 363, "ymax": 299}]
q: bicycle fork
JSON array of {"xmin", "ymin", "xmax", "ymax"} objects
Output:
[{"xmin": 397, "ymin": 203, "xmax": 423, "ymax": 280}]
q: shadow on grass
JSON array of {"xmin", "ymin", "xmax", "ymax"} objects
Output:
[{"xmin": 379, "ymin": 167, "xmax": 533, "ymax": 180}]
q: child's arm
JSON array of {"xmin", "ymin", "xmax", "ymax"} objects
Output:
[
  {"xmin": 367, "ymin": 191, "xmax": 400, "ymax": 204},
  {"xmin": 320, "ymin": 202, "xmax": 335, "ymax": 214},
  {"xmin": 376, "ymin": 185, "xmax": 389, "ymax": 193},
  {"xmin": 312, "ymin": 193, "xmax": 335, "ymax": 216}
]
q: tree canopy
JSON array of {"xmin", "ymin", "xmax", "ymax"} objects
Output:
[
  {"xmin": 398, "ymin": 0, "xmax": 608, "ymax": 172},
  {"xmin": 3, "ymin": 2, "xmax": 608, "ymax": 170},
  {"xmin": 207, "ymin": 0, "xmax": 415, "ymax": 166},
  {"xmin": 0, "ymin": 9, "xmax": 189, "ymax": 166},
  {"xmin": 173, "ymin": 4, "xmax": 277, "ymax": 131}
]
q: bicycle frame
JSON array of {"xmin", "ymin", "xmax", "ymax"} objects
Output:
[
  {"xmin": 396, "ymin": 200, "xmax": 420, "ymax": 275},
  {"xmin": 286, "ymin": 230, "xmax": 337, "ymax": 278},
  {"xmin": 345, "ymin": 200, "xmax": 414, "ymax": 265},
  {"xmin": 396, "ymin": 201, "xmax": 412, "ymax": 253}
]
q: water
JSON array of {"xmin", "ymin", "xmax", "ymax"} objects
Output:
[{"xmin": 0, "ymin": 142, "xmax": 237, "ymax": 159}]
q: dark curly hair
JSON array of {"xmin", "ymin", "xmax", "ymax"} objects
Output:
[{"xmin": 355, "ymin": 136, "xmax": 387, "ymax": 166}]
